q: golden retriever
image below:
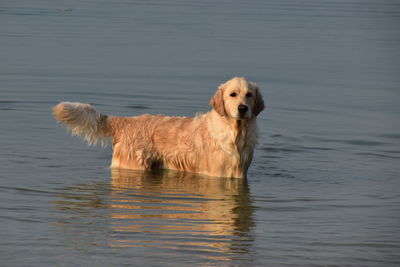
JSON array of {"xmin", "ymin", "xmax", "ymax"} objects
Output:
[{"xmin": 53, "ymin": 77, "xmax": 265, "ymax": 178}]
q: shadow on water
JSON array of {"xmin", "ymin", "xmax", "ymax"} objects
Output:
[{"xmin": 53, "ymin": 169, "xmax": 255, "ymax": 261}]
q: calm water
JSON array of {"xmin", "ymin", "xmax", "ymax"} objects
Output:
[{"xmin": 1, "ymin": 0, "xmax": 400, "ymax": 266}]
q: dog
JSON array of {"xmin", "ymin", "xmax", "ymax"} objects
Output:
[{"xmin": 53, "ymin": 77, "xmax": 265, "ymax": 178}]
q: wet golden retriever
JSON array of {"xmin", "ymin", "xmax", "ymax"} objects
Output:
[{"xmin": 53, "ymin": 77, "xmax": 265, "ymax": 178}]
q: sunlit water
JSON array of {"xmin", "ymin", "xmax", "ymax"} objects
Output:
[{"xmin": 1, "ymin": 0, "xmax": 400, "ymax": 266}]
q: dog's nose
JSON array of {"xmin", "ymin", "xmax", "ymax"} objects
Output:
[{"xmin": 238, "ymin": 104, "xmax": 248, "ymax": 114}]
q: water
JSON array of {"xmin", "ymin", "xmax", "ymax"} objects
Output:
[{"xmin": 1, "ymin": 0, "xmax": 400, "ymax": 266}]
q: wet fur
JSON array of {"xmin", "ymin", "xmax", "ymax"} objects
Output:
[{"xmin": 53, "ymin": 77, "xmax": 265, "ymax": 178}]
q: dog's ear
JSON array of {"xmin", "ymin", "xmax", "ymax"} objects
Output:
[
  {"xmin": 210, "ymin": 84, "xmax": 226, "ymax": 116},
  {"xmin": 252, "ymin": 84, "xmax": 265, "ymax": 116}
]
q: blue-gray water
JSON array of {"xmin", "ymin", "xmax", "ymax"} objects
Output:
[{"xmin": 1, "ymin": 0, "xmax": 400, "ymax": 266}]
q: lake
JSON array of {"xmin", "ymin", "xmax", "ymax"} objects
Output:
[{"xmin": 1, "ymin": 0, "xmax": 399, "ymax": 266}]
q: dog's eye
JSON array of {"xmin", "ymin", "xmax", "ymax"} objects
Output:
[
  {"xmin": 230, "ymin": 92, "xmax": 237, "ymax": 97},
  {"xmin": 246, "ymin": 92, "xmax": 253, "ymax": 97}
]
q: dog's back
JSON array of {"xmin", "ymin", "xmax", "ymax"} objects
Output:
[{"xmin": 109, "ymin": 114, "xmax": 205, "ymax": 171}]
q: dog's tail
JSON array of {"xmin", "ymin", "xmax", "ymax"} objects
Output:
[{"xmin": 53, "ymin": 102, "xmax": 110, "ymax": 146}]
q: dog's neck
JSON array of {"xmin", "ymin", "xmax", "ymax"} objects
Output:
[
  {"xmin": 233, "ymin": 118, "xmax": 256, "ymax": 151},
  {"xmin": 208, "ymin": 110, "xmax": 258, "ymax": 153}
]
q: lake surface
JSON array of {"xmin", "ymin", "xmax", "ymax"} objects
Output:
[{"xmin": 1, "ymin": 0, "xmax": 400, "ymax": 266}]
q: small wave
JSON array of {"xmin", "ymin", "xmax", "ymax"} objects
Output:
[
  {"xmin": 261, "ymin": 146, "xmax": 302, "ymax": 153},
  {"xmin": 377, "ymin": 133, "xmax": 400, "ymax": 140},
  {"xmin": 261, "ymin": 145, "xmax": 334, "ymax": 154},
  {"xmin": 309, "ymin": 241, "xmax": 400, "ymax": 249},
  {"xmin": 342, "ymin": 139, "xmax": 386, "ymax": 146},
  {"xmin": 355, "ymin": 152, "xmax": 400, "ymax": 160},
  {"xmin": 0, "ymin": 215, "xmax": 40, "ymax": 223},
  {"xmin": 269, "ymin": 134, "xmax": 283, "ymax": 138},
  {"xmin": 275, "ymin": 106, "xmax": 336, "ymax": 115},
  {"xmin": 125, "ymin": 104, "xmax": 150, "ymax": 110},
  {"xmin": 0, "ymin": 185, "xmax": 58, "ymax": 197},
  {"xmin": 0, "ymin": 100, "xmax": 20, "ymax": 104},
  {"xmin": 299, "ymin": 136, "xmax": 389, "ymax": 147},
  {"xmin": 256, "ymin": 196, "xmax": 337, "ymax": 203}
]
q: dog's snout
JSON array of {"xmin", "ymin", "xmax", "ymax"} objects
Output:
[{"xmin": 238, "ymin": 104, "xmax": 248, "ymax": 114}]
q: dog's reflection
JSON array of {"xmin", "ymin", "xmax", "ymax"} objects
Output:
[
  {"xmin": 54, "ymin": 169, "xmax": 254, "ymax": 256},
  {"xmin": 110, "ymin": 169, "xmax": 254, "ymax": 253}
]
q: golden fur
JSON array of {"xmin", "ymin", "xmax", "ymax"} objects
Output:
[{"xmin": 53, "ymin": 77, "xmax": 265, "ymax": 178}]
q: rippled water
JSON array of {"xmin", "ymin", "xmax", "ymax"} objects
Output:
[{"xmin": 1, "ymin": 0, "xmax": 400, "ymax": 266}]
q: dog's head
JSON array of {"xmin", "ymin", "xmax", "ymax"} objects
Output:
[{"xmin": 210, "ymin": 77, "xmax": 265, "ymax": 120}]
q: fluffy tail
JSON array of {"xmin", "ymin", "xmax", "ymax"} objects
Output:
[{"xmin": 53, "ymin": 102, "xmax": 110, "ymax": 146}]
